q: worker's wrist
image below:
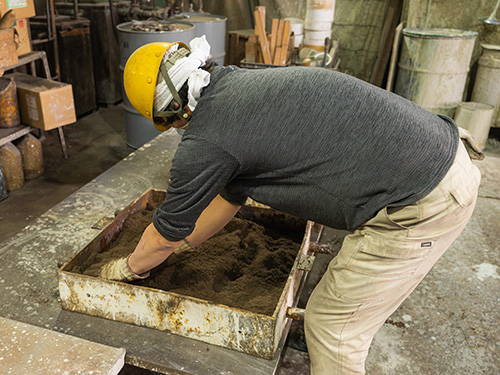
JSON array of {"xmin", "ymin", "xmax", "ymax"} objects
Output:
[{"xmin": 126, "ymin": 254, "xmax": 149, "ymax": 278}]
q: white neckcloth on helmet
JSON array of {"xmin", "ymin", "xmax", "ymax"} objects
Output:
[{"xmin": 154, "ymin": 36, "xmax": 211, "ymax": 114}]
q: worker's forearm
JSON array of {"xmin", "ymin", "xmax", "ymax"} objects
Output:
[
  {"xmin": 186, "ymin": 195, "xmax": 241, "ymax": 247},
  {"xmin": 128, "ymin": 223, "xmax": 181, "ymax": 274},
  {"xmin": 128, "ymin": 195, "xmax": 240, "ymax": 274}
]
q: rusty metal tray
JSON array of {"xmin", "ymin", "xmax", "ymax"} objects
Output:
[{"xmin": 58, "ymin": 188, "xmax": 322, "ymax": 359}]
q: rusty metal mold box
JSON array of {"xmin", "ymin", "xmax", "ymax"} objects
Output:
[{"xmin": 58, "ymin": 189, "xmax": 322, "ymax": 359}]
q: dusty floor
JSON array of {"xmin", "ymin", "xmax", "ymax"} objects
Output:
[
  {"xmin": 0, "ymin": 104, "xmax": 499, "ymax": 374},
  {"xmin": 0, "ymin": 106, "xmax": 133, "ymax": 243}
]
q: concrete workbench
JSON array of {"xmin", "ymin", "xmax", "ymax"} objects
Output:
[{"xmin": 0, "ymin": 130, "xmax": 286, "ymax": 375}]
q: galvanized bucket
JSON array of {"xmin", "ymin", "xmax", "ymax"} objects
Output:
[
  {"xmin": 0, "ymin": 27, "xmax": 18, "ymax": 69},
  {"xmin": 454, "ymin": 102, "xmax": 494, "ymax": 150},
  {"xmin": 0, "ymin": 77, "xmax": 21, "ymax": 128},
  {"xmin": 471, "ymin": 44, "xmax": 500, "ymax": 128},
  {"xmin": 395, "ymin": 28, "xmax": 478, "ymax": 117}
]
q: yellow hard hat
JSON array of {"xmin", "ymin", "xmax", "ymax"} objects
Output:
[{"xmin": 123, "ymin": 41, "xmax": 189, "ymax": 131}]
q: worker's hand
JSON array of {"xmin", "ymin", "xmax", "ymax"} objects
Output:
[
  {"xmin": 164, "ymin": 239, "xmax": 197, "ymax": 266},
  {"xmin": 458, "ymin": 127, "xmax": 485, "ymax": 161},
  {"xmin": 99, "ymin": 255, "xmax": 150, "ymax": 282}
]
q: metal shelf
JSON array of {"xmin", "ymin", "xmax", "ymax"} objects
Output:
[
  {"xmin": 1, "ymin": 51, "xmax": 68, "ymax": 158},
  {"xmin": 2, "ymin": 51, "xmax": 51, "ymax": 78},
  {"xmin": 0, "ymin": 126, "xmax": 34, "ymax": 148}
]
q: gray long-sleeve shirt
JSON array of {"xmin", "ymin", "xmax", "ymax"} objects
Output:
[{"xmin": 153, "ymin": 66, "xmax": 459, "ymax": 242}]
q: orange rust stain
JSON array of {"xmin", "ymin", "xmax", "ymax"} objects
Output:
[
  {"xmin": 0, "ymin": 77, "xmax": 20, "ymax": 128},
  {"xmin": 169, "ymin": 315, "xmax": 184, "ymax": 330}
]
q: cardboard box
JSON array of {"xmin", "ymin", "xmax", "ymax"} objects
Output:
[
  {"xmin": 0, "ymin": 27, "xmax": 18, "ymax": 68},
  {"xmin": 6, "ymin": 73, "xmax": 76, "ymax": 130},
  {"xmin": 0, "ymin": 0, "xmax": 35, "ymax": 20},
  {"xmin": 14, "ymin": 18, "xmax": 31, "ymax": 56}
]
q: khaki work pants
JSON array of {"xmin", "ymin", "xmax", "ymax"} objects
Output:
[{"xmin": 304, "ymin": 141, "xmax": 481, "ymax": 375}]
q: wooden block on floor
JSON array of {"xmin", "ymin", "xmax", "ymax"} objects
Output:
[{"xmin": 0, "ymin": 317, "xmax": 126, "ymax": 375}]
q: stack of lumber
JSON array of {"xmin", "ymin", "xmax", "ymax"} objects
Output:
[{"xmin": 245, "ymin": 6, "xmax": 294, "ymax": 66}]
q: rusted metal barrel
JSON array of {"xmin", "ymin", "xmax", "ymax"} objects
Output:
[
  {"xmin": 0, "ymin": 77, "xmax": 21, "ymax": 128},
  {"xmin": 395, "ymin": 28, "xmax": 478, "ymax": 117},
  {"xmin": 0, "ymin": 27, "xmax": 18, "ymax": 68}
]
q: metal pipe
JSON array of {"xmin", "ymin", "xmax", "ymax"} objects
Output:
[
  {"xmin": 48, "ymin": 0, "xmax": 60, "ymax": 80},
  {"xmin": 45, "ymin": 0, "xmax": 52, "ymax": 41},
  {"xmin": 73, "ymin": 0, "xmax": 79, "ymax": 19},
  {"xmin": 108, "ymin": 0, "xmax": 118, "ymax": 42}
]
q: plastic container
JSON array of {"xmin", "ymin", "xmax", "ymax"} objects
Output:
[
  {"xmin": 454, "ymin": 102, "xmax": 494, "ymax": 150},
  {"xmin": 304, "ymin": 0, "xmax": 335, "ymax": 30}
]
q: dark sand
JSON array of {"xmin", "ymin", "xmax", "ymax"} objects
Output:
[{"xmin": 76, "ymin": 204, "xmax": 305, "ymax": 315}]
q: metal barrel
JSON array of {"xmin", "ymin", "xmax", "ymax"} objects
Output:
[
  {"xmin": 395, "ymin": 28, "xmax": 478, "ymax": 117},
  {"xmin": 117, "ymin": 20, "xmax": 195, "ymax": 149},
  {"xmin": 0, "ymin": 77, "xmax": 21, "ymax": 128},
  {"xmin": 174, "ymin": 13, "xmax": 227, "ymax": 66},
  {"xmin": 471, "ymin": 44, "xmax": 500, "ymax": 128}
]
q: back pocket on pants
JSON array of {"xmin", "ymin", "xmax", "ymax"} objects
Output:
[{"xmin": 333, "ymin": 232, "xmax": 437, "ymax": 302}]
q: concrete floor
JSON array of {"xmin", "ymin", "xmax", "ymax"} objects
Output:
[
  {"xmin": 0, "ymin": 104, "xmax": 499, "ymax": 374},
  {"xmin": 0, "ymin": 106, "xmax": 134, "ymax": 244}
]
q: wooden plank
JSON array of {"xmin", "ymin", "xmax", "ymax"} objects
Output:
[
  {"xmin": 386, "ymin": 23, "xmax": 404, "ymax": 92},
  {"xmin": 370, "ymin": 0, "xmax": 404, "ymax": 86},
  {"xmin": 270, "ymin": 18, "xmax": 279, "ymax": 62},
  {"xmin": 279, "ymin": 20, "xmax": 292, "ymax": 66},
  {"xmin": 245, "ymin": 36, "xmax": 258, "ymax": 63},
  {"xmin": 256, "ymin": 6, "xmax": 266, "ymax": 30},
  {"xmin": 254, "ymin": 6, "xmax": 266, "ymax": 36},
  {"xmin": 254, "ymin": 10, "xmax": 272, "ymax": 64},
  {"xmin": 273, "ymin": 20, "xmax": 284, "ymax": 65}
]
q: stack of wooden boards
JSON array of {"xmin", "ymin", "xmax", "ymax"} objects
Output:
[{"xmin": 245, "ymin": 7, "xmax": 294, "ymax": 66}]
